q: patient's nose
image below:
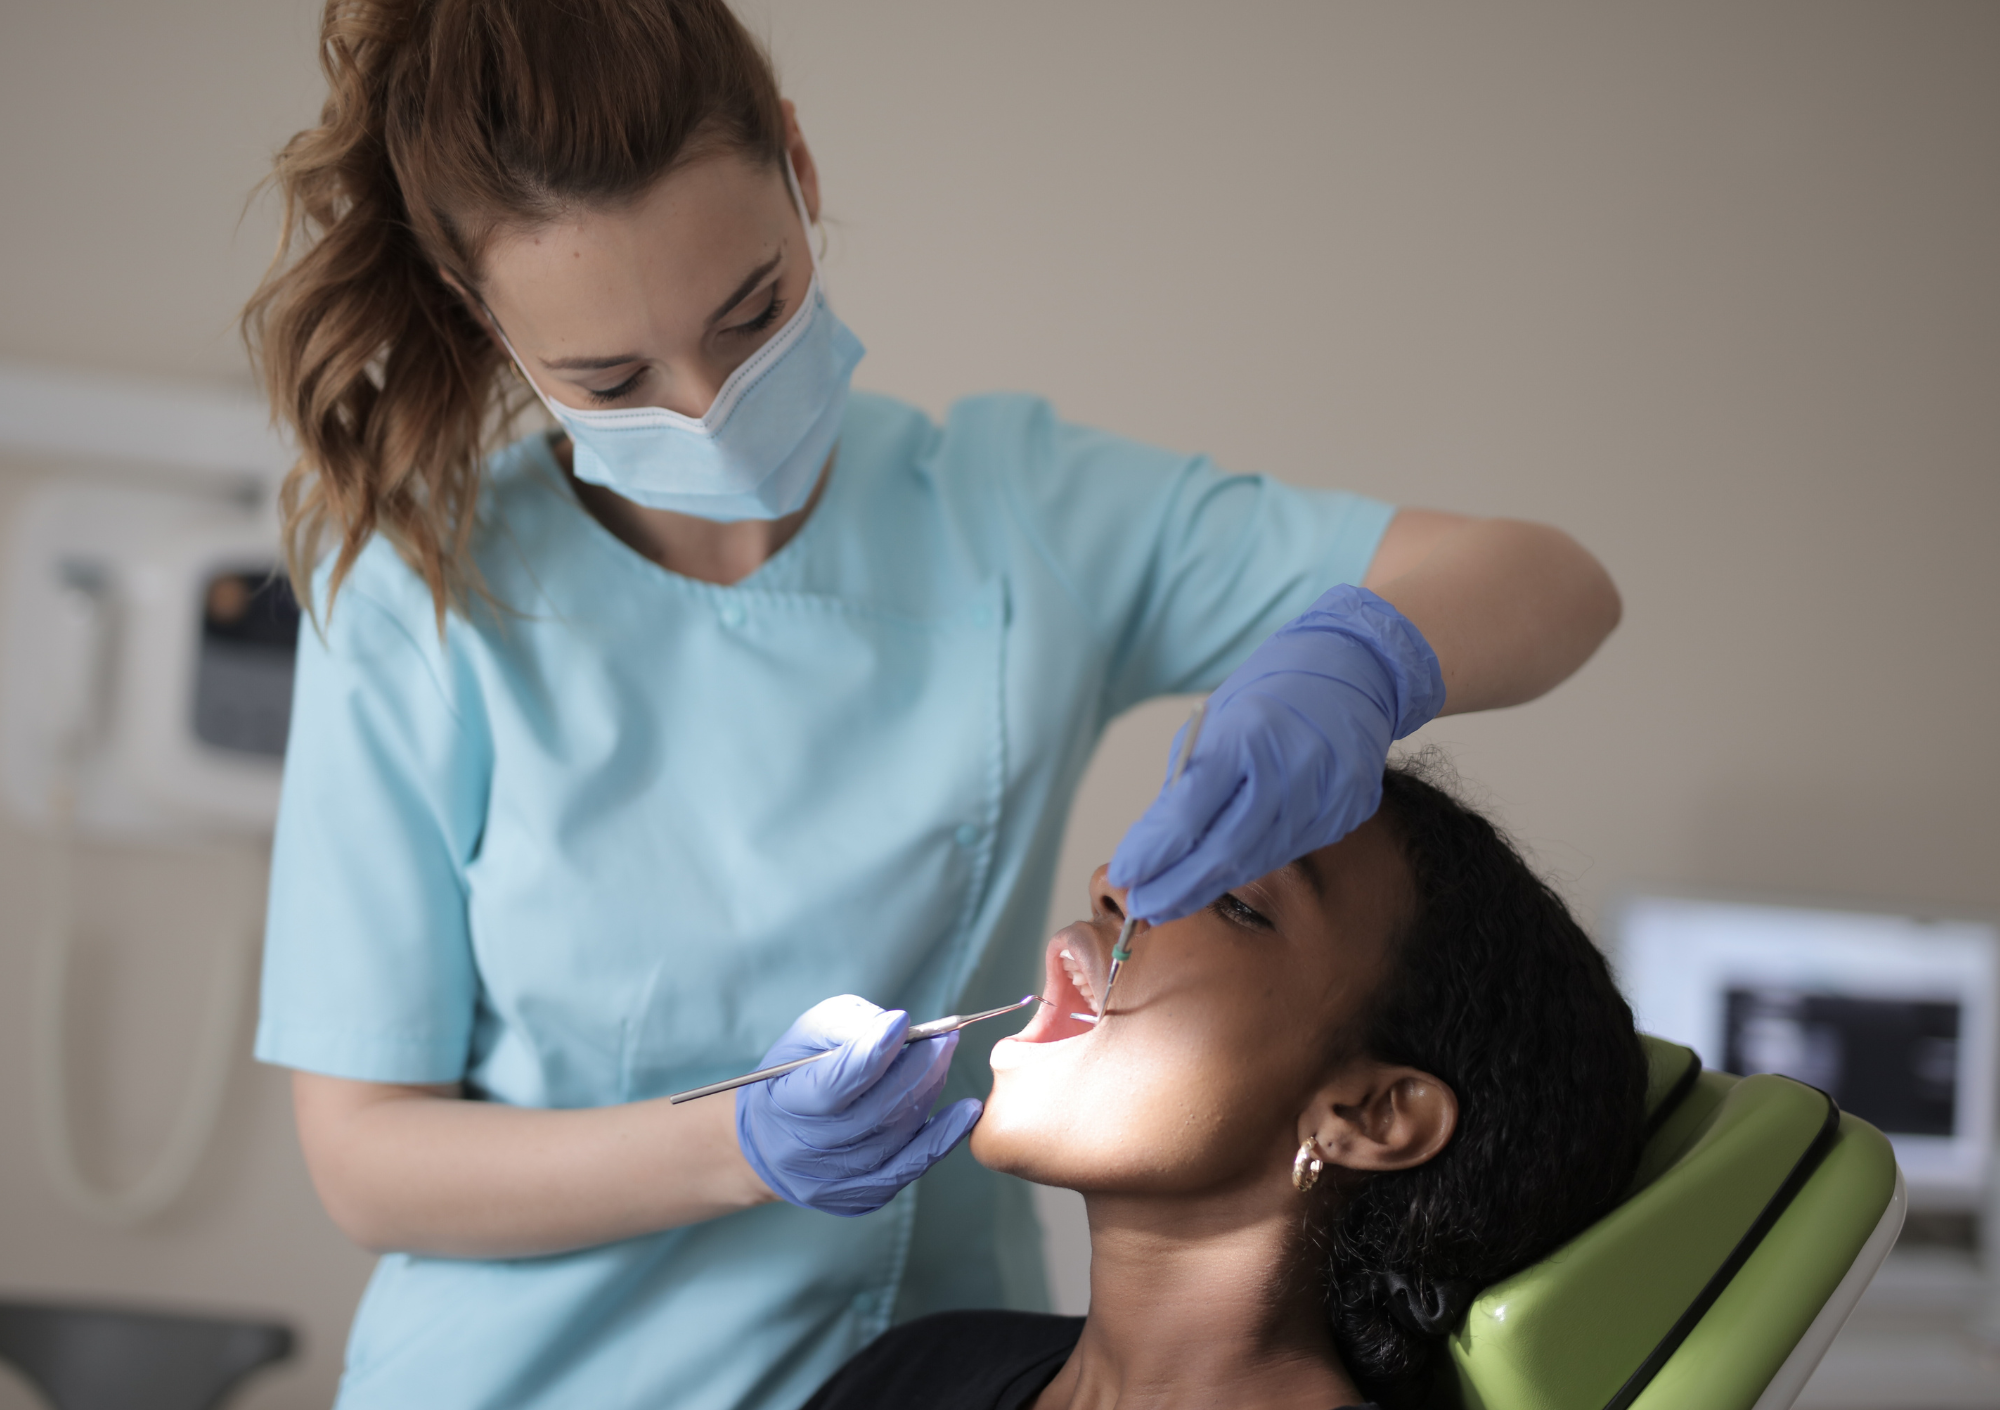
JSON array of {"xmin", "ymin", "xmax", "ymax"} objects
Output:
[{"xmin": 1088, "ymin": 864, "xmax": 1137, "ymax": 931}]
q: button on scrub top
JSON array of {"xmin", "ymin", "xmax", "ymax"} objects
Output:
[{"xmin": 256, "ymin": 391, "xmax": 1396, "ymax": 1410}]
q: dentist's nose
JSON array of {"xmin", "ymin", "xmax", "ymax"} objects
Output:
[{"xmin": 658, "ymin": 362, "xmax": 730, "ymax": 419}]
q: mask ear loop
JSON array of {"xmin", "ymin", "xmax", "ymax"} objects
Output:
[
  {"xmin": 439, "ymin": 264, "xmax": 573, "ymax": 437},
  {"xmin": 781, "ymin": 153, "xmax": 825, "ymax": 277},
  {"xmin": 480, "ymin": 298, "xmax": 569, "ymax": 431},
  {"xmin": 431, "ymin": 252, "xmax": 548, "ymax": 411}
]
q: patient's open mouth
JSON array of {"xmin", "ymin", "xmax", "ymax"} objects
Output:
[{"xmin": 1009, "ymin": 924, "xmax": 1107, "ymax": 1044}]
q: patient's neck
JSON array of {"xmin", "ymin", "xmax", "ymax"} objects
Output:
[{"xmin": 1033, "ymin": 1187, "xmax": 1362, "ymax": 1410}]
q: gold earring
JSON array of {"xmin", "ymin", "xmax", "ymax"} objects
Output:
[{"xmin": 1292, "ymin": 1137, "xmax": 1325, "ymax": 1193}]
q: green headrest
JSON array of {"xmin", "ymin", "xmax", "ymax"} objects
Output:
[{"xmin": 1440, "ymin": 1036, "xmax": 1898, "ymax": 1410}]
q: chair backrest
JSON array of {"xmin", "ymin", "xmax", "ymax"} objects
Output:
[
  {"xmin": 1442, "ymin": 1035, "xmax": 1902, "ymax": 1410},
  {"xmin": 0, "ymin": 1301, "xmax": 293, "ymax": 1410}
]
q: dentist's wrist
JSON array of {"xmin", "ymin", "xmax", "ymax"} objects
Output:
[{"xmin": 1292, "ymin": 584, "xmax": 1446, "ymax": 739}]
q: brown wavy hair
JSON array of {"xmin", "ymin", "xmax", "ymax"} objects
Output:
[
  {"xmin": 243, "ymin": 0, "xmax": 787, "ymax": 627},
  {"xmin": 1325, "ymin": 756, "xmax": 1648, "ymax": 1406}
]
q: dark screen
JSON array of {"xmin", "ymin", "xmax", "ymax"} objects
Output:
[
  {"xmin": 193, "ymin": 568, "xmax": 300, "ymax": 758},
  {"xmin": 1722, "ymin": 988, "xmax": 1959, "ymax": 1136}
]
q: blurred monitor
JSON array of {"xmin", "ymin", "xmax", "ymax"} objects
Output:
[{"xmin": 1619, "ymin": 894, "xmax": 1998, "ymax": 1208}]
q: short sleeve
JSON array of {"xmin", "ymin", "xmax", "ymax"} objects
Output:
[
  {"xmin": 254, "ymin": 562, "xmax": 492, "ymax": 1084},
  {"xmin": 970, "ymin": 396, "xmax": 1397, "ymax": 719}
]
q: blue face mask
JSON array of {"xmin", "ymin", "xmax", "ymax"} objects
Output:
[{"xmin": 501, "ymin": 161, "xmax": 865, "ymax": 522}]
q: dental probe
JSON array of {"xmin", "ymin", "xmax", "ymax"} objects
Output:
[
  {"xmin": 668, "ymin": 995, "xmax": 1046, "ymax": 1104},
  {"xmin": 1095, "ymin": 697, "xmax": 1208, "ymax": 1019}
]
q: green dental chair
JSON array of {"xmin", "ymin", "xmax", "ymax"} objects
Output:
[{"xmin": 1441, "ymin": 1036, "xmax": 1905, "ymax": 1410}]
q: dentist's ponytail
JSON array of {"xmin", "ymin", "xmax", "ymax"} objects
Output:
[{"xmin": 242, "ymin": 0, "xmax": 786, "ymax": 628}]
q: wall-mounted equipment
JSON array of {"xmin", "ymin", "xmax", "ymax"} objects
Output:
[
  {"xmin": 0, "ymin": 362, "xmax": 292, "ymax": 1225},
  {"xmin": 2, "ymin": 482, "xmax": 295, "ymax": 838},
  {"xmin": 1619, "ymin": 893, "xmax": 1998, "ymax": 1211}
]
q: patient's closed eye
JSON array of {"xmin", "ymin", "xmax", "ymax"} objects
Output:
[{"xmin": 1212, "ymin": 893, "xmax": 1272, "ymax": 931}]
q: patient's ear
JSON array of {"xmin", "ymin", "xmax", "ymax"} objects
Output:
[{"xmin": 1304, "ymin": 1061, "xmax": 1457, "ymax": 1173}]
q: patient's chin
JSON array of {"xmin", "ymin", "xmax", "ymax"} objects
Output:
[
  {"xmin": 967, "ymin": 1091, "xmax": 1055, "ymax": 1181},
  {"xmin": 967, "ymin": 1083, "xmax": 1095, "ymax": 1188},
  {"xmin": 969, "ymin": 1081, "xmax": 1151, "ymax": 1192}
]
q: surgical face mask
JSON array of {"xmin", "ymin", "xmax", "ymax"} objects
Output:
[{"xmin": 498, "ymin": 160, "xmax": 865, "ymax": 522}]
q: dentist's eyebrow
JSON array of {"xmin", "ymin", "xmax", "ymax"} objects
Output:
[
  {"xmin": 541, "ymin": 351, "xmax": 647, "ymax": 372},
  {"xmin": 705, "ymin": 251, "xmax": 782, "ymax": 325}
]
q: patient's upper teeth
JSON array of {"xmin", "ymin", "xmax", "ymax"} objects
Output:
[{"xmin": 1057, "ymin": 948, "xmax": 1099, "ymax": 1007}]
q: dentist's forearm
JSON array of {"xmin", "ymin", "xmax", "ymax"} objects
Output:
[
  {"xmin": 291, "ymin": 1072, "xmax": 777, "ymax": 1258},
  {"xmin": 1362, "ymin": 510, "xmax": 1621, "ymax": 715}
]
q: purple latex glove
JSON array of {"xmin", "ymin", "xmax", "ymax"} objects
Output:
[
  {"xmin": 736, "ymin": 994, "xmax": 982, "ymax": 1217},
  {"xmin": 1110, "ymin": 585, "xmax": 1445, "ymax": 924}
]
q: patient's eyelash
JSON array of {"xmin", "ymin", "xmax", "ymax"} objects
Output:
[{"xmin": 1213, "ymin": 892, "xmax": 1273, "ymax": 931}]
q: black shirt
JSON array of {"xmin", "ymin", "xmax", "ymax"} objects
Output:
[{"xmin": 802, "ymin": 1310, "xmax": 1382, "ymax": 1410}]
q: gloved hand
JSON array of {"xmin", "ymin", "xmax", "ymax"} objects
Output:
[
  {"xmin": 736, "ymin": 994, "xmax": 982, "ymax": 1217},
  {"xmin": 1110, "ymin": 585, "xmax": 1445, "ymax": 924}
]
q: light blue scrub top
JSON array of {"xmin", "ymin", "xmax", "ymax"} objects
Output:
[{"xmin": 256, "ymin": 391, "xmax": 1394, "ymax": 1410}]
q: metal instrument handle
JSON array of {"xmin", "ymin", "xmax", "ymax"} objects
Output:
[{"xmin": 667, "ymin": 995, "xmax": 1038, "ymax": 1104}]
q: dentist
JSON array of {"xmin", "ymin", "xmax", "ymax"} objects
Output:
[{"xmin": 245, "ymin": 2, "xmax": 1620, "ymax": 1408}]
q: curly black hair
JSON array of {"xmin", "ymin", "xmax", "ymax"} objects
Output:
[{"xmin": 1323, "ymin": 756, "xmax": 1649, "ymax": 1407}]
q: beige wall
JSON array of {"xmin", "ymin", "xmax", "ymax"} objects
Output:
[{"xmin": 1, "ymin": 3, "xmax": 1995, "ymax": 1406}]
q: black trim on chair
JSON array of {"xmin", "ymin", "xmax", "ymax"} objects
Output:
[
  {"xmin": 1600, "ymin": 1085, "xmax": 1842, "ymax": 1410},
  {"xmin": 1643, "ymin": 1048, "xmax": 1704, "ymax": 1143}
]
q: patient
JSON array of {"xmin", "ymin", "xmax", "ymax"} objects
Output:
[{"xmin": 806, "ymin": 757, "xmax": 1649, "ymax": 1410}]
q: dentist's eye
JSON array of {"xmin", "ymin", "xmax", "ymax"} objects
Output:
[
  {"xmin": 1212, "ymin": 892, "xmax": 1273, "ymax": 931},
  {"xmin": 728, "ymin": 287, "xmax": 786, "ymax": 337},
  {"xmin": 584, "ymin": 370, "xmax": 646, "ymax": 404}
]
